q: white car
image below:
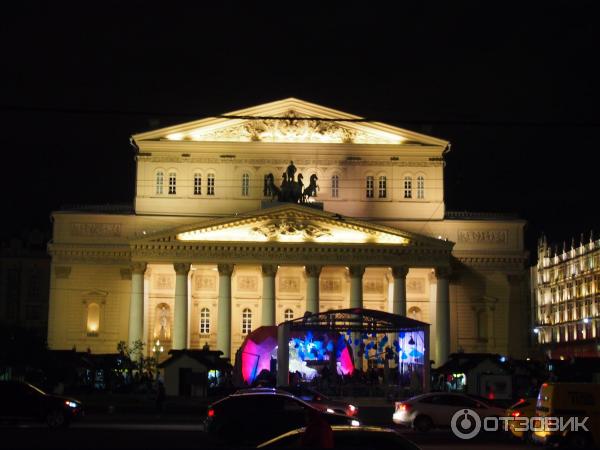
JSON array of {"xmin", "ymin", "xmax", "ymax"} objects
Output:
[{"xmin": 393, "ymin": 392, "xmax": 505, "ymax": 432}]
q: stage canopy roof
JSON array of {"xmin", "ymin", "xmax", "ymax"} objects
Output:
[{"xmin": 285, "ymin": 308, "xmax": 429, "ymax": 334}]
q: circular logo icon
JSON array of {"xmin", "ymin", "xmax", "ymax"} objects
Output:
[{"xmin": 451, "ymin": 408, "xmax": 481, "ymax": 440}]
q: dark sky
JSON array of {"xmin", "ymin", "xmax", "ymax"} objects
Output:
[{"xmin": 1, "ymin": 1, "xmax": 598, "ymax": 259}]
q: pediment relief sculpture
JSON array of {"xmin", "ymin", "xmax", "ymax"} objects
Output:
[{"xmin": 167, "ymin": 110, "xmax": 400, "ymax": 144}]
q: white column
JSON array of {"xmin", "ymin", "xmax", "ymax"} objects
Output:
[
  {"xmin": 435, "ymin": 267, "xmax": 450, "ymax": 366},
  {"xmin": 349, "ymin": 265, "xmax": 365, "ymax": 371},
  {"xmin": 392, "ymin": 266, "xmax": 409, "ymax": 316},
  {"xmin": 349, "ymin": 265, "xmax": 365, "ymax": 308},
  {"xmin": 173, "ymin": 263, "xmax": 191, "ymax": 350},
  {"xmin": 277, "ymin": 322, "xmax": 290, "ymax": 387},
  {"xmin": 261, "ymin": 264, "xmax": 278, "ymax": 326},
  {"xmin": 217, "ymin": 264, "xmax": 234, "ymax": 358},
  {"xmin": 305, "ymin": 265, "xmax": 322, "ymax": 314},
  {"xmin": 128, "ymin": 262, "xmax": 147, "ymax": 350}
]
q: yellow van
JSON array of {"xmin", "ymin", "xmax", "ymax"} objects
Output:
[{"xmin": 533, "ymin": 382, "xmax": 600, "ymax": 449}]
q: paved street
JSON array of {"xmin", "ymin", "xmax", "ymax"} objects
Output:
[{"xmin": 0, "ymin": 418, "xmax": 533, "ymax": 449}]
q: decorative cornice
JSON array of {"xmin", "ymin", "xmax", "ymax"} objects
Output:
[
  {"xmin": 141, "ymin": 156, "xmax": 442, "ymax": 167},
  {"xmin": 130, "ymin": 262, "xmax": 147, "ymax": 274},
  {"xmin": 49, "ymin": 243, "xmax": 131, "ymax": 265},
  {"xmin": 454, "ymin": 255, "xmax": 528, "ymax": 268},
  {"xmin": 131, "ymin": 242, "xmax": 451, "ymax": 267}
]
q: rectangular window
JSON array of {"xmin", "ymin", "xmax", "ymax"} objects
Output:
[
  {"xmin": 378, "ymin": 176, "xmax": 387, "ymax": 198},
  {"xmin": 194, "ymin": 174, "xmax": 202, "ymax": 195},
  {"xmin": 366, "ymin": 176, "xmax": 374, "ymax": 198},
  {"xmin": 168, "ymin": 172, "xmax": 176, "ymax": 195},
  {"xmin": 156, "ymin": 172, "xmax": 164, "ymax": 195},
  {"xmin": 242, "ymin": 174, "xmax": 250, "ymax": 197},
  {"xmin": 417, "ymin": 176, "xmax": 425, "ymax": 199},
  {"xmin": 207, "ymin": 174, "xmax": 215, "ymax": 196},
  {"xmin": 404, "ymin": 177, "xmax": 412, "ymax": 198},
  {"xmin": 331, "ymin": 175, "xmax": 339, "ymax": 198}
]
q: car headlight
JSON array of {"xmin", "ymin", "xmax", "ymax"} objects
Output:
[
  {"xmin": 326, "ymin": 408, "xmax": 335, "ymax": 414},
  {"xmin": 65, "ymin": 401, "xmax": 78, "ymax": 408},
  {"xmin": 351, "ymin": 420, "xmax": 360, "ymax": 427}
]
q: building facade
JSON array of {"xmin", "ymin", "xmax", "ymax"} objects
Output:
[
  {"xmin": 47, "ymin": 98, "xmax": 529, "ymax": 365},
  {"xmin": 0, "ymin": 232, "xmax": 50, "ymax": 338},
  {"xmin": 533, "ymin": 235, "xmax": 600, "ymax": 358}
]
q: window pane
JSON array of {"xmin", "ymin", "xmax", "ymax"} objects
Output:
[
  {"xmin": 168, "ymin": 172, "xmax": 176, "ymax": 195},
  {"xmin": 156, "ymin": 172, "xmax": 164, "ymax": 195},
  {"xmin": 331, "ymin": 175, "xmax": 339, "ymax": 198},
  {"xmin": 404, "ymin": 176, "xmax": 412, "ymax": 198},
  {"xmin": 207, "ymin": 174, "xmax": 215, "ymax": 195}
]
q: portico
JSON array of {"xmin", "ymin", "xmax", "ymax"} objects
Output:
[{"xmin": 127, "ymin": 204, "xmax": 453, "ymax": 365}]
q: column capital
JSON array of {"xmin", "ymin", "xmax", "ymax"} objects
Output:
[
  {"xmin": 434, "ymin": 266, "xmax": 451, "ymax": 279},
  {"xmin": 305, "ymin": 264, "xmax": 323, "ymax": 278},
  {"xmin": 217, "ymin": 263, "xmax": 234, "ymax": 277},
  {"xmin": 348, "ymin": 265, "xmax": 366, "ymax": 278},
  {"xmin": 391, "ymin": 266, "xmax": 409, "ymax": 279},
  {"xmin": 173, "ymin": 262, "xmax": 191, "ymax": 275},
  {"xmin": 261, "ymin": 264, "xmax": 278, "ymax": 277},
  {"xmin": 131, "ymin": 262, "xmax": 147, "ymax": 275}
]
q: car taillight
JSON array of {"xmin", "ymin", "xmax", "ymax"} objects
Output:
[
  {"xmin": 398, "ymin": 403, "xmax": 411, "ymax": 412},
  {"xmin": 208, "ymin": 408, "xmax": 215, "ymax": 417},
  {"xmin": 511, "ymin": 410, "xmax": 521, "ymax": 417}
]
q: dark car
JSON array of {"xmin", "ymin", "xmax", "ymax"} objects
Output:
[
  {"xmin": 279, "ymin": 385, "xmax": 358, "ymax": 417},
  {"xmin": 0, "ymin": 380, "xmax": 84, "ymax": 428},
  {"xmin": 206, "ymin": 390, "xmax": 359, "ymax": 446},
  {"xmin": 257, "ymin": 425, "xmax": 421, "ymax": 449}
]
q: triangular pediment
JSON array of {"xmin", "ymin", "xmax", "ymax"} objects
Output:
[
  {"xmin": 132, "ymin": 98, "xmax": 448, "ymax": 147},
  {"xmin": 135, "ymin": 204, "xmax": 453, "ymax": 249}
]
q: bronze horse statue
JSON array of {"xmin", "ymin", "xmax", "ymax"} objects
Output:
[
  {"xmin": 265, "ymin": 173, "xmax": 281, "ymax": 200},
  {"xmin": 302, "ymin": 174, "xmax": 319, "ymax": 202}
]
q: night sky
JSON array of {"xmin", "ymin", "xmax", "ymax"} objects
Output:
[{"xmin": 2, "ymin": 1, "xmax": 598, "ymax": 260}]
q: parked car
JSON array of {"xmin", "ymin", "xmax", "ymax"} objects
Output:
[
  {"xmin": 0, "ymin": 380, "xmax": 84, "ymax": 428},
  {"xmin": 532, "ymin": 382, "xmax": 600, "ymax": 449},
  {"xmin": 393, "ymin": 392, "xmax": 504, "ymax": 432},
  {"xmin": 257, "ymin": 425, "xmax": 420, "ymax": 448},
  {"xmin": 239, "ymin": 385, "xmax": 358, "ymax": 417},
  {"xmin": 206, "ymin": 389, "xmax": 359, "ymax": 446},
  {"xmin": 505, "ymin": 397, "xmax": 537, "ymax": 441}
]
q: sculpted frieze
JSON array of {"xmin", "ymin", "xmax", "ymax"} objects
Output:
[
  {"xmin": 458, "ymin": 229, "xmax": 508, "ymax": 245},
  {"xmin": 71, "ymin": 222, "xmax": 122, "ymax": 237}
]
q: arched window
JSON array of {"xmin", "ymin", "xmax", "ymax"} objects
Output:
[
  {"xmin": 366, "ymin": 176, "xmax": 374, "ymax": 198},
  {"xmin": 86, "ymin": 303, "xmax": 100, "ymax": 336},
  {"xmin": 207, "ymin": 173, "xmax": 215, "ymax": 196},
  {"xmin": 404, "ymin": 176, "xmax": 412, "ymax": 199},
  {"xmin": 284, "ymin": 308, "xmax": 294, "ymax": 320},
  {"xmin": 168, "ymin": 171, "xmax": 177, "ymax": 195},
  {"xmin": 241, "ymin": 173, "xmax": 250, "ymax": 197},
  {"xmin": 378, "ymin": 175, "xmax": 387, "ymax": 198},
  {"xmin": 242, "ymin": 308, "xmax": 252, "ymax": 334},
  {"xmin": 263, "ymin": 174, "xmax": 270, "ymax": 197},
  {"xmin": 200, "ymin": 307, "xmax": 210, "ymax": 335},
  {"xmin": 417, "ymin": 176, "xmax": 425, "ymax": 199},
  {"xmin": 155, "ymin": 171, "xmax": 164, "ymax": 195},
  {"xmin": 193, "ymin": 173, "xmax": 202, "ymax": 195},
  {"xmin": 331, "ymin": 175, "xmax": 339, "ymax": 198},
  {"xmin": 408, "ymin": 306, "xmax": 422, "ymax": 321},
  {"xmin": 154, "ymin": 303, "xmax": 171, "ymax": 341}
]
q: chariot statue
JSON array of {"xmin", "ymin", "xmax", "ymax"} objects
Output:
[{"xmin": 265, "ymin": 161, "xmax": 319, "ymax": 204}]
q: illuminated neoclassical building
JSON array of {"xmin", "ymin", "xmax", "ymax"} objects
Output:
[
  {"xmin": 47, "ymin": 98, "xmax": 529, "ymax": 366},
  {"xmin": 533, "ymin": 235, "xmax": 600, "ymax": 358}
]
